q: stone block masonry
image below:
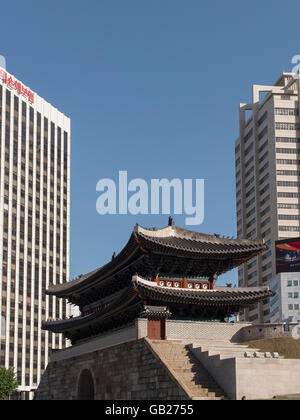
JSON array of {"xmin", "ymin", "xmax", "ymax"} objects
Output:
[{"xmin": 35, "ymin": 339, "xmax": 188, "ymax": 400}]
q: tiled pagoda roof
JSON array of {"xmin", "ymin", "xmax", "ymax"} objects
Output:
[
  {"xmin": 42, "ymin": 275, "xmax": 274, "ymax": 343},
  {"xmin": 46, "ymin": 223, "xmax": 267, "ymax": 301}
]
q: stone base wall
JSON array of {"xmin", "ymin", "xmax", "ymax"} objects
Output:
[
  {"xmin": 239, "ymin": 323, "xmax": 299, "ymax": 342},
  {"xmin": 138, "ymin": 319, "xmax": 252, "ymax": 342},
  {"xmin": 35, "ymin": 339, "xmax": 187, "ymax": 400}
]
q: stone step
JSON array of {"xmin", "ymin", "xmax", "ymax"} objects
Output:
[
  {"xmin": 194, "ymin": 345, "xmax": 256, "ymax": 353},
  {"xmin": 206, "ymin": 350, "xmax": 258, "ymax": 358},
  {"xmin": 192, "ymin": 342, "xmax": 249, "ymax": 347},
  {"xmin": 182, "ymin": 379, "xmax": 220, "ymax": 389},
  {"xmin": 191, "ymin": 391, "xmax": 221, "ymax": 398},
  {"xmin": 187, "ymin": 384, "xmax": 223, "ymax": 393},
  {"xmin": 149, "ymin": 340, "xmax": 225, "ymax": 400},
  {"xmin": 174, "ymin": 367, "xmax": 215, "ymax": 374},
  {"xmin": 190, "ymin": 340, "xmax": 242, "ymax": 346},
  {"xmin": 180, "ymin": 374, "xmax": 219, "ymax": 383},
  {"xmin": 161, "ymin": 351, "xmax": 191, "ymax": 357}
]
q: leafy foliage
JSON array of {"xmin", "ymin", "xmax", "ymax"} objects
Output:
[{"xmin": 0, "ymin": 366, "xmax": 18, "ymax": 400}]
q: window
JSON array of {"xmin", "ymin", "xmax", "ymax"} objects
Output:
[
  {"xmin": 258, "ymin": 111, "xmax": 268, "ymax": 126},
  {"xmin": 247, "ymin": 207, "xmax": 256, "ymax": 218},
  {"xmin": 279, "ymin": 226, "xmax": 300, "ymax": 232},
  {"xmin": 259, "ymin": 151, "xmax": 268, "ymax": 164},
  {"xmin": 245, "ymin": 166, "xmax": 255, "ymax": 178},
  {"xmin": 246, "ymin": 176, "xmax": 255, "ymax": 188},
  {"xmin": 261, "ymin": 217, "xmax": 270, "ymax": 228},
  {"xmin": 262, "ymin": 250, "xmax": 272, "ymax": 261},
  {"xmin": 258, "ymin": 126, "xmax": 268, "ymax": 140},
  {"xmin": 276, "ymin": 137, "xmax": 300, "ymax": 144},
  {"xmin": 248, "ymin": 228, "xmax": 256, "ymax": 238},
  {"xmin": 262, "ymin": 273, "xmax": 272, "ymax": 283},
  {"xmin": 276, "ymin": 148, "xmax": 300, "ymax": 155},
  {"xmin": 277, "ymin": 181, "xmax": 300, "ymax": 187},
  {"xmin": 260, "ymin": 184, "xmax": 269, "ymax": 195},
  {"xmin": 278, "ymin": 192, "xmax": 300, "ymax": 198},
  {"xmin": 278, "ymin": 215, "xmax": 300, "ymax": 221},
  {"xmin": 259, "ymin": 140, "xmax": 268, "ymax": 154},
  {"xmin": 260, "ymin": 206, "xmax": 270, "ymax": 218},
  {"xmin": 262, "ymin": 262, "xmax": 272, "ymax": 272},
  {"xmin": 248, "ymin": 271, "xmax": 257, "ymax": 280},
  {"xmin": 260, "ymin": 162, "xmax": 269, "ymax": 175},
  {"xmin": 260, "ymin": 173, "xmax": 269, "ymax": 185},
  {"xmin": 246, "ymin": 187, "xmax": 255, "ymax": 198},
  {"xmin": 260, "ymin": 194, "xmax": 270, "ymax": 207},
  {"xmin": 277, "ymin": 159, "xmax": 300, "ymax": 165},
  {"xmin": 247, "ymin": 218, "xmax": 256, "ymax": 229},
  {"xmin": 245, "ymin": 156, "xmax": 254, "ymax": 168},
  {"xmin": 275, "ymin": 122, "xmax": 300, "ymax": 130},
  {"xmin": 275, "ymin": 108, "xmax": 299, "ymax": 116},
  {"xmin": 262, "ymin": 228, "xmax": 271, "ymax": 238},
  {"xmin": 277, "ymin": 170, "xmax": 300, "ymax": 176},
  {"xmin": 246, "ymin": 197, "xmax": 256, "ymax": 209},
  {"xmin": 247, "ymin": 260, "xmax": 257, "ymax": 270},
  {"xmin": 244, "ymin": 128, "xmax": 253, "ymax": 143},
  {"xmin": 245, "ymin": 143, "xmax": 254, "ymax": 156}
]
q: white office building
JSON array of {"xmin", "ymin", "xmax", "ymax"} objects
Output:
[
  {"xmin": 270, "ymin": 272, "xmax": 300, "ymax": 323},
  {"xmin": 0, "ymin": 67, "xmax": 71, "ymax": 399},
  {"xmin": 235, "ymin": 72, "xmax": 300, "ymax": 323}
]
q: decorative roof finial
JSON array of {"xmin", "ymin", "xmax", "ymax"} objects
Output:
[
  {"xmin": 168, "ymin": 216, "xmax": 175, "ymax": 227},
  {"xmin": 112, "ymin": 252, "xmax": 116, "ymax": 260}
]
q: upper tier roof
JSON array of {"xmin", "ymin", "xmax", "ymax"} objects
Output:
[
  {"xmin": 47, "ymin": 223, "xmax": 267, "ymax": 301},
  {"xmin": 135, "ymin": 225, "xmax": 266, "ymax": 254}
]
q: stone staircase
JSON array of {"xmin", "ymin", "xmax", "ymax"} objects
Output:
[
  {"xmin": 189, "ymin": 339, "xmax": 283, "ymax": 360},
  {"xmin": 148, "ymin": 340, "xmax": 225, "ymax": 400}
]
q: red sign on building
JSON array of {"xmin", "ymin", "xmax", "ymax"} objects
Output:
[{"xmin": 0, "ymin": 69, "xmax": 34, "ymax": 104}]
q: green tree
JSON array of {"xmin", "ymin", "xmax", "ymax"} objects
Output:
[{"xmin": 0, "ymin": 366, "xmax": 18, "ymax": 400}]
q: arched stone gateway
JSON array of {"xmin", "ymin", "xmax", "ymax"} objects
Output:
[{"xmin": 77, "ymin": 369, "xmax": 95, "ymax": 400}]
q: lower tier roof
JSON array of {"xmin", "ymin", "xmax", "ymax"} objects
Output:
[{"xmin": 42, "ymin": 276, "xmax": 274, "ymax": 344}]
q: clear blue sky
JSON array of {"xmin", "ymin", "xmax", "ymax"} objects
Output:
[{"xmin": 1, "ymin": 0, "xmax": 300, "ymax": 285}]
